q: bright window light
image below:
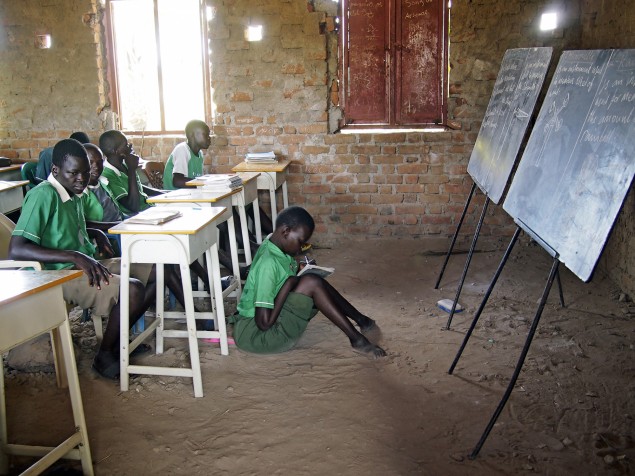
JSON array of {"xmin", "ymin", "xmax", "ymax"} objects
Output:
[
  {"xmin": 540, "ymin": 12, "xmax": 558, "ymax": 31},
  {"xmin": 246, "ymin": 25, "xmax": 263, "ymax": 42}
]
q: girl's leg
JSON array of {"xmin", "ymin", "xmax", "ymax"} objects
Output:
[
  {"xmin": 293, "ymin": 274, "xmax": 385, "ymax": 358},
  {"xmin": 321, "ymin": 279, "xmax": 376, "ymax": 330}
]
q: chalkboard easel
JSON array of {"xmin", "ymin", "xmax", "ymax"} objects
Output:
[
  {"xmin": 451, "ymin": 48, "xmax": 635, "ymax": 458},
  {"xmin": 434, "ymin": 47, "xmax": 553, "ymax": 329}
]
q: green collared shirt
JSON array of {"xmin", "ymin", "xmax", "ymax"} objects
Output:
[
  {"xmin": 236, "ymin": 238, "xmax": 298, "ymax": 318},
  {"xmin": 12, "ymin": 175, "xmax": 96, "ymax": 270},
  {"xmin": 101, "ymin": 159, "xmax": 150, "ymax": 216}
]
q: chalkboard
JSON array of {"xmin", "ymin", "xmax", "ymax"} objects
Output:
[
  {"xmin": 467, "ymin": 47, "xmax": 553, "ymax": 204},
  {"xmin": 503, "ymin": 49, "xmax": 635, "ymax": 282}
]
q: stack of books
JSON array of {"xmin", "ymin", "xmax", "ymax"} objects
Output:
[
  {"xmin": 201, "ymin": 174, "xmax": 243, "ymax": 192},
  {"xmin": 245, "ymin": 151, "xmax": 277, "ymax": 163}
]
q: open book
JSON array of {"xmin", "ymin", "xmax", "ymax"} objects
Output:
[
  {"xmin": 124, "ymin": 209, "xmax": 182, "ymax": 225},
  {"xmin": 297, "ymin": 263, "xmax": 334, "ymax": 278}
]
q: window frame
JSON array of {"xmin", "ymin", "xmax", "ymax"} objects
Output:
[
  {"xmin": 338, "ymin": 0, "xmax": 450, "ymax": 130},
  {"xmin": 103, "ymin": 0, "xmax": 212, "ymax": 135}
]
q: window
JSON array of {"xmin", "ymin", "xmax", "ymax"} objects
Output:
[
  {"xmin": 339, "ymin": 0, "xmax": 449, "ymax": 128},
  {"xmin": 105, "ymin": 0, "xmax": 211, "ymax": 132}
]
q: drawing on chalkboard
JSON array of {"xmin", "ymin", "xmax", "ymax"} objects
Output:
[{"xmin": 536, "ymin": 93, "xmax": 569, "ymax": 166}]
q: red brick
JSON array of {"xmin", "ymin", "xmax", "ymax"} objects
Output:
[
  {"xmin": 235, "ymin": 116, "xmax": 263, "ymax": 125},
  {"xmin": 397, "ymin": 164, "xmax": 428, "ymax": 174},
  {"xmin": 231, "ymin": 91, "xmax": 253, "ymax": 102},
  {"xmin": 255, "ymin": 126, "xmax": 283, "ymax": 136},
  {"xmin": 301, "ymin": 145, "xmax": 330, "ymax": 155},
  {"xmin": 303, "ymin": 184, "xmax": 331, "ymax": 194},
  {"xmin": 297, "ymin": 124, "xmax": 328, "ymax": 134},
  {"xmin": 323, "ymin": 134, "xmax": 356, "ymax": 144},
  {"xmin": 349, "ymin": 184, "xmax": 377, "ymax": 193},
  {"xmin": 351, "ymin": 145, "xmax": 381, "ymax": 155},
  {"xmin": 396, "ymin": 184, "xmax": 425, "ymax": 193},
  {"xmin": 371, "ymin": 194, "xmax": 403, "ymax": 204},
  {"xmin": 348, "ymin": 205, "xmax": 376, "ymax": 214},
  {"xmin": 281, "ymin": 63, "xmax": 306, "ymax": 74}
]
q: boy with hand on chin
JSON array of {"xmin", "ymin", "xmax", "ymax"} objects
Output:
[
  {"xmin": 99, "ymin": 130, "xmax": 154, "ymax": 217},
  {"xmin": 9, "ymin": 139, "xmax": 154, "ymax": 379},
  {"xmin": 233, "ymin": 206, "xmax": 386, "ymax": 358}
]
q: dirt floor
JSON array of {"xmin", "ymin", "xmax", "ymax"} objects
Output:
[{"xmin": 3, "ymin": 237, "xmax": 635, "ymax": 475}]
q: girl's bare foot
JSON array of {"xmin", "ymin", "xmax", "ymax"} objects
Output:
[{"xmin": 351, "ymin": 334, "xmax": 386, "ymax": 359}]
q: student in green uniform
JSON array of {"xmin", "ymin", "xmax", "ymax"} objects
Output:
[
  {"xmin": 98, "ymin": 130, "xmax": 153, "ymax": 216},
  {"xmin": 9, "ymin": 139, "xmax": 154, "ymax": 379},
  {"xmin": 163, "ymin": 119, "xmax": 211, "ymax": 190},
  {"xmin": 81, "ymin": 143, "xmax": 123, "ymax": 227},
  {"xmin": 232, "ymin": 206, "xmax": 386, "ymax": 358}
]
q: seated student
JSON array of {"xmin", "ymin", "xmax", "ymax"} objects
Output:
[
  {"xmin": 82, "ymin": 143, "xmax": 123, "ymax": 228},
  {"xmin": 232, "ymin": 206, "xmax": 386, "ymax": 358},
  {"xmin": 9, "ymin": 139, "xmax": 155, "ymax": 379},
  {"xmin": 98, "ymin": 130, "xmax": 153, "ymax": 217},
  {"xmin": 35, "ymin": 131, "xmax": 91, "ymax": 182},
  {"xmin": 163, "ymin": 119, "xmax": 211, "ymax": 190}
]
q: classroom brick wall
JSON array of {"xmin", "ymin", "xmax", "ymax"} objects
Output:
[{"xmin": 0, "ymin": 0, "xmax": 634, "ymax": 295}]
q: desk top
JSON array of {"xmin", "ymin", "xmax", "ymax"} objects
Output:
[
  {"xmin": 0, "ymin": 180, "xmax": 29, "ymax": 191},
  {"xmin": 109, "ymin": 206, "xmax": 226, "ymax": 235},
  {"xmin": 232, "ymin": 160, "xmax": 291, "ymax": 173},
  {"xmin": 147, "ymin": 187, "xmax": 240, "ymax": 204},
  {"xmin": 0, "ymin": 165, "xmax": 22, "ymax": 174},
  {"xmin": 186, "ymin": 171, "xmax": 260, "ymax": 187},
  {"xmin": 0, "ymin": 270, "xmax": 82, "ymax": 306}
]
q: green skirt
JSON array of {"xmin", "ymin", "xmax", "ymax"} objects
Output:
[{"xmin": 232, "ymin": 292, "xmax": 318, "ymax": 354}]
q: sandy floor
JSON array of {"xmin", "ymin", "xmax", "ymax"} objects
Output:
[{"xmin": 3, "ymin": 237, "xmax": 635, "ymax": 475}]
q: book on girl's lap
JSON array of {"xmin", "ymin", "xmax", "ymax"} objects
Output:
[{"xmin": 297, "ymin": 263, "xmax": 334, "ymax": 278}]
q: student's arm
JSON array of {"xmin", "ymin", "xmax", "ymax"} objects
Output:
[
  {"xmin": 119, "ymin": 153, "xmax": 143, "ymax": 212},
  {"xmin": 86, "ymin": 228, "xmax": 115, "ymax": 259},
  {"xmin": 8, "ymin": 236, "xmax": 113, "ymax": 288},
  {"xmin": 172, "ymin": 173, "xmax": 191, "ymax": 189},
  {"xmin": 254, "ymin": 275, "xmax": 299, "ymax": 331}
]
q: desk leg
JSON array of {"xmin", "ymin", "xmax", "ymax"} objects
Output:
[
  {"xmin": 0, "ymin": 355, "xmax": 7, "ymax": 474},
  {"xmin": 210, "ymin": 244, "xmax": 229, "ymax": 356},
  {"xmin": 50, "ymin": 329, "xmax": 69, "ymax": 389},
  {"xmin": 155, "ymin": 264, "xmax": 165, "ymax": 354},
  {"xmin": 269, "ymin": 185, "xmax": 278, "ymax": 226},
  {"xmin": 120, "ymin": 257, "xmax": 131, "ymax": 392},
  {"xmin": 58, "ymin": 319, "xmax": 94, "ymax": 475},
  {"xmin": 282, "ymin": 180, "xmax": 289, "ymax": 209},
  {"xmin": 253, "ymin": 196, "xmax": 263, "ymax": 244},
  {"xmin": 237, "ymin": 202, "xmax": 252, "ymax": 265},
  {"xmin": 226, "ymin": 215, "xmax": 242, "ymax": 296},
  {"xmin": 179, "ymin": 260, "xmax": 203, "ymax": 398}
]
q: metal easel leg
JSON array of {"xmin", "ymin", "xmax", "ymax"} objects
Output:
[
  {"xmin": 469, "ymin": 256, "xmax": 560, "ymax": 459},
  {"xmin": 434, "ymin": 182, "xmax": 477, "ymax": 289},
  {"xmin": 445, "ymin": 196, "xmax": 490, "ymax": 330},
  {"xmin": 556, "ymin": 268, "xmax": 565, "ymax": 307},
  {"xmin": 448, "ymin": 226, "xmax": 521, "ymax": 374}
]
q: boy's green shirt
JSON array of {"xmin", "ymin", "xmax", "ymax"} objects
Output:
[
  {"xmin": 163, "ymin": 142, "xmax": 204, "ymax": 190},
  {"xmin": 236, "ymin": 238, "xmax": 298, "ymax": 318},
  {"xmin": 101, "ymin": 159, "xmax": 150, "ymax": 216},
  {"xmin": 12, "ymin": 177, "xmax": 96, "ymax": 270}
]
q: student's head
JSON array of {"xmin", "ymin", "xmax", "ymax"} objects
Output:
[
  {"xmin": 51, "ymin": 139, "xmax": 90, "ymax": 196},
  {"xmin": 273, "ymin": 206, "xmax": 315, "ymax": 256},
  {"xmin": 84, "ymin": 143, "xmax": 105, "ymax": 186},
  {"xmin": 99, "ymin": 130, "xmax": 132, "ymax": 160},
  {"xmin": 69, "ymin": 131, "xmax": 90, "ymax": 144},
  {"xmin": 185, "ymin": 120, "xmax": 211, "ymax": 151}
]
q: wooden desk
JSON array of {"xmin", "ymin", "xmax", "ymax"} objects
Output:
[
  {"xmin": 0, "ymin": 180, "xmax": 28, "ymax": 215},
  {"xmin": 187, "ymin": 171, "xmax": 263, "ymax": 245},
  {"xmin": 147, "ymin": 187, "xmax": 244, "ymax": 281},
  {"xmin": 231, "ymin": 160, "xmax": 291, "ymax": 224},
  {"xmin": 0, "ymin": 270, "xmax": 93, "ymax": 475},
  {"xmin": 0, "ymin": 165, "xmax": 22, "ymax": 182},
  {"xmin": 109, "ymin": 207, "xmax": 230, "ymax": 398}
]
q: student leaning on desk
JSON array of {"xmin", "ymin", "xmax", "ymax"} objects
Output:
[
  {"xmin": 8, "ymin": 139, "xmax": 158, "ymax": 380},
  {"xmin": 98, "ymin": 129, "xmax": 157, "ymax": 217}
]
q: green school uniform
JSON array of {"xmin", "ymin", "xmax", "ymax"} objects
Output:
[
  {"xmin": 101, "ymin": 160, "xmax": 150, "ymax": 216},
  {"xmin": 12, "ymin": 177, "xmax": 96, "ymax": 270},
  {"xmin": 163, "ymin": 142, "xmax": 204, "ymax": 190},
  {"xmin": 234, "ymin": 239, "xmax": 318, "ymax": 353}
]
